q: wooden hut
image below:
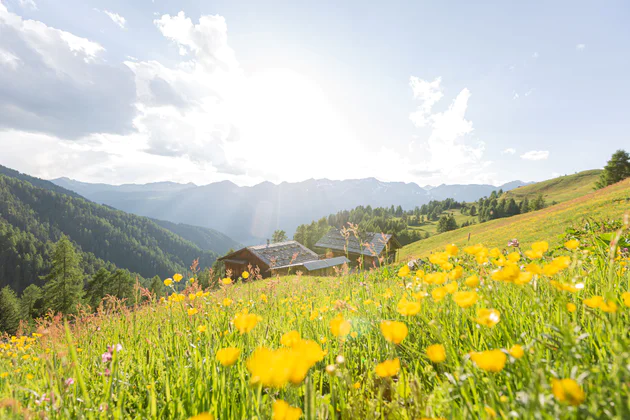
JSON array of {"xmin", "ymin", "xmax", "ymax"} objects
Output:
[
  {"xmin": 314, "ymin": 229, "xmax": 401, "ymax": 268},
  {"xmin": 218, "ymin": 240, "xmax": 348, "ymax": 278}
]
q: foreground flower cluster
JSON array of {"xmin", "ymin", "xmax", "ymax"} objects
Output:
[{"xmin": 1, "ymin": 231, "xmax": 630, "ymax": 418}]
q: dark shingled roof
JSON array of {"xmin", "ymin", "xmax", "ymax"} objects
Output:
[
  {"xmin": 247, "ymin": 240, "xmax": 318, "ymax": 268},
  {"xmin": 314, "ymin": 229, "xmax": 401, "ymax": 256}
]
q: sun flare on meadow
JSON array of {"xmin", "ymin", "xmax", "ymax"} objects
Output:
[{"xmin": 2, "ymin": 219, "xmax": 630, "ymax": 418}]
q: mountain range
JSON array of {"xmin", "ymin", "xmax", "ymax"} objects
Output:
[{"xmin": 52, "ymin": 177, "xmax": 530, "ymax": 245}]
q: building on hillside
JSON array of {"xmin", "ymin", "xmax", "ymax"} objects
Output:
[
  {"xmin": 218, "ymin": 240, "xmax": 349, "ymax": 278},
  {"xmin": 314, "ymin": 229, "xmax": 402, "ymax": 268}
]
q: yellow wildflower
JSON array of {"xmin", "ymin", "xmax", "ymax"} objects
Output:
[
  {"xmin": 197, "ymin": 325, "xmax": 207, "ymax": 333},
  {"xmin": 445, "ymin": 243, "xmax": 459, "ymax": 257},
  {"xmin": 216, "ymin": 347, "xmax": 241, "ymax": 366},
  {"xmin": 470, "ymin": 350, "xmax": 507, "ymax": 372},
  {"xmin": 233, "ymin": 312, "xmax": 259, "ymax": 334},
  {"xmin": 396, "ymin": 298, "xmax": 421, "ymax": 316},
  {"xmin": 551, "ymin": 378, "xmax": 585, "ymax": 406},
  {"xmin": 242, "ymin": 271, "xmax": 250, "ymax": 279},
  {"xmin": 509, "ymin": 344, "xmax": 524, "ymax": 359},
  {"xmin": 163, "ymin": 278, "xmax": 173, "ymax": 286},
  {"xmin": 452, "ymin": 291, "xmax": 478, "ymax": 308},
  {"xmin": 398, "ymin": 264, "xmax": 411, "ymax": 278},
  {"xmin": 564, "ymin": 239, "xmax": 580, "ymax": 250},
  {"xmin": 465, "ymin": 275, "xmax": 480, "ymax": 288},
  {"xmin": 426, "ymin": 344, "xmax": 446, "ymax": 363},
  {"xmin": 475, "ymin": 308, "xmax": 500, "ymax": 327},
  {"xmin": 187, "ymin": 308, "xmax": 198, "ymax": 316},
  {"xmin": 583, "ymin": 296, "xmax": 603, "ymax": 309},
  {"xmin": 272, "ymin": 400, "xmax": 302, "ymax": 420},
  {"xmin": 622, "ymin": 292, "xmax": 630, "ymax": 307},
  {"xmin": 189, "ymin": 413, "xmax": 214, "ymax": 420},
  {"xmin": 524, "ymin": 241, "xmax": 548, "ymax": 259},
  {"xmin": 380, "ymin": 321, "xmax": 408, "ymax": 344},
  {"xmin": 173, "ymin": 273, "xmax": 183, "ymax": 283},
  {"xmin": 221, "ymin": 277, "xmax": 233, "ymax": 285},
  {"xmin": 329, "ymin": 314, "xmax": 351, "ymax": 337},
  {"xmin": 566, "ymin": 303, "xmax": 577, "ymax": 313},
  {"xmin": 375, "ymin": 358, "xmax": 400, "ymax": 378}
]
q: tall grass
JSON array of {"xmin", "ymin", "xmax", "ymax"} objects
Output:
[{"xmin": 1, "ymin": 220, "xmax": 629, "ymax": 419}]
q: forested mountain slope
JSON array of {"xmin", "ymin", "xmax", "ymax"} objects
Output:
[{"xmin": 0, "ymin": 174, "xmax": 218, "ymax": 292}]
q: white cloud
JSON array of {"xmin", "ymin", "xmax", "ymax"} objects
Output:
[
  {"xmin": 104, "ymin": 10, "xmax": 126, "ymax": 29},
  {"xmin": 502, "ymin": 148, "xmax": 516, "ymax": 155},
  {"xmin": 576, "ymin": 44, "xmax": 586, "ymax": 51},
  {"xmin": 18, "ymin": 0, "xmax": 37, "ymax": 10},
  {"xmin": 409, "ymin": 77, "xmax": 443, "ymax": 127},
  {"xmin": 532, "ymin": 52, "xmax": 539, "ymax": 59},
  {"xmin": 524, "ymin": 88, "xmax": 533, "ymax": 97},
  {"xmin": 512, "ymin": 91, "xmax": 519, "ymax": 100},
  {"xmin": 408, "ymin": 76, "xmax": 490, "ymax": 184},
  {"xmin": 0, "ymin": 2, "xmax": 135, "ymax": 138},
  {"xmin": 0, "ymin": 47, "xmax": 20, "ymax": 69},
  {"xmin": 520, "ymin": 150, "xmax": 549, "ymax": 161}
]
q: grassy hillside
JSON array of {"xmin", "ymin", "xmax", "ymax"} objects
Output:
[
  {"xmin": 400, "ymin": 176, "xmax": 629, "ymax": 259},
  {"xmin": 2, "ymin": 223, "xmax": 629, "ymax": 418},
  {"xmin": 502, "ymin": 169, "xmax": 602, "ymax": 205},
  {"xmin": 407, "ymin": 209, "xmax": 477, "ymax": 235}
]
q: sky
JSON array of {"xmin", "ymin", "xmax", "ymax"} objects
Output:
[{"xmin": 0, "ymin": 0, "xmax": 628, "ymax": 187}]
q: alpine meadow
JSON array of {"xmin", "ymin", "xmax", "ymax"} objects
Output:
[{"xmin": 1, "ymin": 1, "xmax": 630, "ymax": 419}]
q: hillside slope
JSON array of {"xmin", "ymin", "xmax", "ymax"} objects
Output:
[
  {"xmin": 152, "ymin": 219, "xmax": 241, "ymax": 255},
  {"xmin": 400, "ymin": 177, "xmax": 630, "ymax": 259},
  {"xmin": 502, "ymin": 169, "xmax": 602, "ymax": 205},
  {"xmin": 0, "ymin": 173, "xmax": 219, "ymax": 292}
]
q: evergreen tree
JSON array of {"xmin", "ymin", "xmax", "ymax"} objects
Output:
[
  {"xmin": 20, "ymin": 284, "xmax": 44, "ymax": 319},
  {"xmin": 149, "ymin": 275, "xmax": 165, "ymax": 299},
  {"xmin": 42, "ymin": 236, "xmax": 84, "ymax": 315},
  {"xmin": 271, "ymin": 230, "xmax": 288, "ymax": 243},
  {"xmin": 595, "ymin": 149, "xmax": 630, "ymax": 189},
  {"xmin": 0, "ymin": 286, "xmax": 21, "ymax": 334},
  {"xmin": 437, "ymin": 214, "xmax": 458, "ymax": 233},
  {"xmin": 469, "ymin": 205, "xmax": 477, "ymax": 216},
  {"xmin": 85, "ymin": 267, "xmax": 111, "ymax": 308},
  {"xmin": 109, "ymin": 269, "xmax": 135, "ymax": 302},
  {"xmin": 530, "ymin": 194, "xmax": 546, "ymax": 211}
]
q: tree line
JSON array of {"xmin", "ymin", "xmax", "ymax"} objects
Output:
[{"xmin": 0, "ymin": 235, "xmax": 223, "ymax": 334}]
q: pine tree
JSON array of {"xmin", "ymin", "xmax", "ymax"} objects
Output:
[
  {"xmin": 0, "ymin": 286, "xmax": 22, "ymax": 334},
  {"xmin": 109, "ymin": 269, "xmax": 134, "ymax": 302},
  {"xmin": 272, "ymin": 230, "xmax": 288, "ymax": 243},
  {"xmin": 149, "ymin": 275, "xmax": 165, "ymax": 299},
  {"xmin": 595, "ymin": 149, "xmax": 630, "ymax": 189},
  {"xmin": 85, "ymin": 268, "xmax": 111, "ymax": 308},
  {"xmin": 20, "ymin": 284, "xmax": 44, "ymax": 320},
  {"xmin": 43, "ymin": 236, "xmax": 84, "ymax": 315}
]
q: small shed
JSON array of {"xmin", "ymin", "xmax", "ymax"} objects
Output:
[
  {"xmin": 314, "ymin": 229, "xmax": 401, "ymax": 268},
  {"xmin": 271, "ymin": 256, "xmax": 351, "ymax": 276}
]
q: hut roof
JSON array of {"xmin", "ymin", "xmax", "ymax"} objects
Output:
[
  {"xmin": 314, "ymin": 229, "xmax": 400, "ymax": 256},
  {"xmin": 269, "ymin": 256, "xmax": 349, "ymax": 272},
  {"xmin": 245, "ymin": 240, "xmax": 318, "ymax": 268}
]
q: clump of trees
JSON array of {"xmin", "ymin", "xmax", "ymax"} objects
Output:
[
  {"xmin": 596, "ymin": 149, "xmax": 630, "ymax": 189},
  {"xmin": 474, "ymin": 191, "xmax": 545, "ymax": 223},
  {"xmin": 0, "ymin": 236, "xmax": 168, "ymax": 334}
]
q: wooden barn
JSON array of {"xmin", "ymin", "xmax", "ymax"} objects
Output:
[
  {"xmin": 314, "ymin": 229, "xmax": 401, "ymax": 268},
  {"xmin": 218, "ymin": 240, "xmax": 349, "ymax": 278}
]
